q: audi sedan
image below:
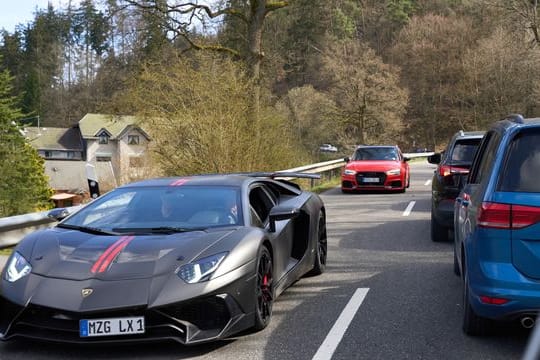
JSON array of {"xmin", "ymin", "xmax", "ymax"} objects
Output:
[{"xmin": 341, "ymin": 145, "xmax": 410, "ymax": 193}]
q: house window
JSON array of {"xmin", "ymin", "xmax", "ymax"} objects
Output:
[
  {"xmin": 99, "ymin": 134, "xmax": 109, "ymax": 144},
  {"xmin": 128, "ymin": 135, "xmax": 140, "ymax": 145},
  {"xmin": 96, "ymin": 156, "xmax": 111, "ymax": 162}
]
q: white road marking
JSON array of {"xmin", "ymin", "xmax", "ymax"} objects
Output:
[
  {"xmin": 312, "ymin": 288, "xmax": 369, "ymax": 360},
  {"xmin": 424, "ymin": 179, "xmax": 432, "ymax": 186},
  {"xmin": 403, "ymin": 201, "xmax": 416, "ymax": 216}
]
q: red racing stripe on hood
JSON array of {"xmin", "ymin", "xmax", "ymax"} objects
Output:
[
  {"xmin": 170, "ymin": 178, "xmax": 188, "ymax": 186},
  {"xmin": 90, "ymin": 235, "xmax": 135, "ymax": 274}
]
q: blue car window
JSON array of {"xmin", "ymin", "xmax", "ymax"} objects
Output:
[
  {"xmin": 468, "ymin": 131, "xmax": 500, "ymax": 185},
  {"xmin": 499, "ymin": 130, "xmax": 540, "ymax": 192}
]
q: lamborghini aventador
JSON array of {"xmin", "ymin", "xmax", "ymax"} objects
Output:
[{"xmin": 0, "ymin": 173, "xmax": 327, "ymax": 344}]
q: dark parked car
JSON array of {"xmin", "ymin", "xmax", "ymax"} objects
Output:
[
  {"xmin": 454, "ymin": 114, "xmax": 540, "ymax": 335},
  {"xmin": 341, "ymin": 145, "xmax": 410, "ymax": 193},
  {"xmin": 0, "ymin": 173, "xmax": 327, "ymax": 344},
  {"xmin": 427, "ymin": 131, "xmax": 485, "ymax": 241}
]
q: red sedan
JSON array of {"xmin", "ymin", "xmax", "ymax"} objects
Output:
[{"xmin": 341, "ymin": 145, "xmax": 410, "ymax": 193}]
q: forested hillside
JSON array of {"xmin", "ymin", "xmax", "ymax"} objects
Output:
[{"xmin": 1, "ymin": 0, "xmax": 539, "ymax": 173}]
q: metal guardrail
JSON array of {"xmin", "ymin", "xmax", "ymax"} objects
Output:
[
  {"xmin": 0, "ymin": 152, "xmax": 432, "ymax": 249},
  {"xmin": 0, "ymin": 211, "xmax": 57, "ymax": 248}
]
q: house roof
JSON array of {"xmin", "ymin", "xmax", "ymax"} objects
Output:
[
  {"xmin": 25, "ymin": 127, "xmax": 84, "ymax": 151},
  {"xmin": 44, "ymin": 160, "xmax": 118, "ymax": 193},
  {"xmin": 78, "ymin": 113, "xmax": 150, "ymax": 140}
]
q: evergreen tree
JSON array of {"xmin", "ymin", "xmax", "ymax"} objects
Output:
[{"xmin": 0, "ymin": 67, "xmax": 53, "ymax": 217}]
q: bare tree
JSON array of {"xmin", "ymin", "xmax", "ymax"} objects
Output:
[
  {"xmin": 321, "ymin": 39, "xmax": 408, "ymax": 145},
  {"xmin": 482, "ymin": 0, "xmax": 540, "ymax": 46},
  {"xmin": 122, "ymin": 0, "xmax": 288, "ymax": 123},
  {"xmin": 391, "ymin": 14, "xmax": 476, "ymax": 149},
  {"xmin": 128, "ymin": 53, "xmax": 301, "ymax": 175}
]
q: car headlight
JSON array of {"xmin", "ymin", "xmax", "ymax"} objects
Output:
[
  {"xmin": 344, "ymin": 169, "xmax": 356, "ymax": 175},
  {"xmin": 177, "ymin": 252, "xmax": 228, "ymax": 284},
  {"xmin": 5, "ymin": 252, "xmax": 32, "ymax": 283},
  {"xmin": 386, "ymin": 169, "xmax": 401, "ymax": 175}
]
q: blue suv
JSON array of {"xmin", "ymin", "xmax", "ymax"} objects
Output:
[{"xmin": 454, "ymin": 114, "xmax": 540, "ymax": 335}]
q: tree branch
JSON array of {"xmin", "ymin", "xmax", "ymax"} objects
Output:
[{"xmin": 265, "ymin": 1, "xmax": 289, "ymax": 14}]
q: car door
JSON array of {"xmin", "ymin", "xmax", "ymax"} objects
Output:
[
  {"xmin": 455, "ymin": 131, "xmax": 501, "ymax": 269},
  {"xmin": 248, "ymin": 184, "xmax": 292, "ymax": 282}
]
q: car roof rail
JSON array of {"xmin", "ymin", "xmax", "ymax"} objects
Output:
[
  {"xmin": 458, "ymin": 130, "xmax": 465, "ymax": 136},
  {"xmin": 503, "ymin": 113, "xmax": 525, "ymax": 124}
]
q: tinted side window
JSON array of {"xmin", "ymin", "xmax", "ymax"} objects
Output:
[
  {"xmin": 499, "ymin": 129, "xmax": 540, "ymax": 192},
  {"xmin": 468, "ymin": 132, "xmax": 500, "ymax": 185},
  {"xmin": 249, "ymin": 186, "xmax": 275, "ymax": 225}
]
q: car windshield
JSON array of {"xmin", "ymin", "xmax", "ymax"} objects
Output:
[
  {"xmin": 61, "ymin": 186, "xmax": 242, "ymax": 233},
  {"xmin": 353, "ymin": 147, "xmax": 398, "ymax": 161}
]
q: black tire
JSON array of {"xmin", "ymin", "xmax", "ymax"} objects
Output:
[
  {"xmin": 307, "ymin": 212, "xmax": 327, "ymax": 276},
  {"xmin": 253, "ymin": 246, "xmax": 274, "ymax": 331},
  {"xmin": 453, "ymin": 250, "xmax": 461, "ymax": 276},
  {"xmin": 431, "ymin": 211, "xmax": 448, "ymax": 242},
  {"xmin": 462, "ymin": 272, "xmax": 490, "ymax": 335}
]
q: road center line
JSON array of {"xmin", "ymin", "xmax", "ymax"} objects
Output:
[
  {"xmin": 312, "ymin": 288, "xmax": 369, "ymax": 360},
  {"xmin": 403, "ymin": 201, "xmax": 416, "ymax": 216},
  {"xmin": 424, "ymin": 179, "xmax": 432, "ymax": 186}
]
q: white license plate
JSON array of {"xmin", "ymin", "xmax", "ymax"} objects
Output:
[
  {"xmin": 362, "ymin": 177, "xmax": 379, "ymax": 183},
  {"xmin": 80, "ymin": 316, "xmax": 145, "ymax": 337}
]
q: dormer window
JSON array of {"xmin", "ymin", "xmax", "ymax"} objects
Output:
[
  {"xmin": 128, "ymin": 135, "xmax": 140, "ymax": 145},
  {"xmin": 97, "ymin": 130, "xmax": 110, "ymax": 144}
]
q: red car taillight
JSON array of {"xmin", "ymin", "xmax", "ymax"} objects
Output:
[
  {"xmin": 439, "ymin": 165, "xmax": 469, "ymax": 177},
  {"xmin": 477, "ymin": 202, "xmax": 540, "ymax": 229},
  {"xmin": 513, "ymin": 205, "xmax": 540, "ymax": 229}
]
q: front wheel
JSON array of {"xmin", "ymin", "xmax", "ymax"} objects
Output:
[{"xmin": 253, "ymin": 246, "xmax": 274, "ymax": 331}]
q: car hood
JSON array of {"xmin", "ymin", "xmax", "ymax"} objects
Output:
[
  {"xmin": 346, "ymin": 160, "xmax": 403, "ymax": 171},
  {"xmin": 29, "ymin": 227, "xmax": 234, "ymax": 281}
]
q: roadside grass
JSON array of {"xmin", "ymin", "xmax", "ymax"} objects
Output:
[
  {"xmin": 0, "ymin": 247, "xmax": 13, "ymax": 256},
  {"xmin": 311, "ymin": 178, "xmax": 341, "ymax": 194}
]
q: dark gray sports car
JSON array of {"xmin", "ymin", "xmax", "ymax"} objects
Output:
[{"xmin": 0, "ymin": 173, "xmax": 327, "ymax": 344}]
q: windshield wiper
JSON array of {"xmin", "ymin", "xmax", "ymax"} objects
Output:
[
  {"xmin": 57, "ymin": 223, "xmax": 119, "ymax": 235},
  {"xmin": 111, "ymin": 227, "xmax": 206, "ymax": 234}
]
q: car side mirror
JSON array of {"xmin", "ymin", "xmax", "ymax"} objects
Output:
[
  {"xmin": 344, "ymin": 157, "xmax": 350, "ymax": 163},
  {"xmin": 47, "ymin": 208, "xmax": 70, "ymax": 221},
  {"xmin": 403, "ymin": 157, "xmax": 410, "ymax": 162},
  {"xmin": 427, "ymin": 153, "xmax": 441, "ymax": 164},
  {"xmin": 269, "ymin": 206, "xmax": 301, "ymax": 232}
]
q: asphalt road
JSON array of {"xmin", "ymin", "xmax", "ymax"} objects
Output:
[{"xmin": 0, "ymin": 162, "xmax": 531, "ymax": 359}]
